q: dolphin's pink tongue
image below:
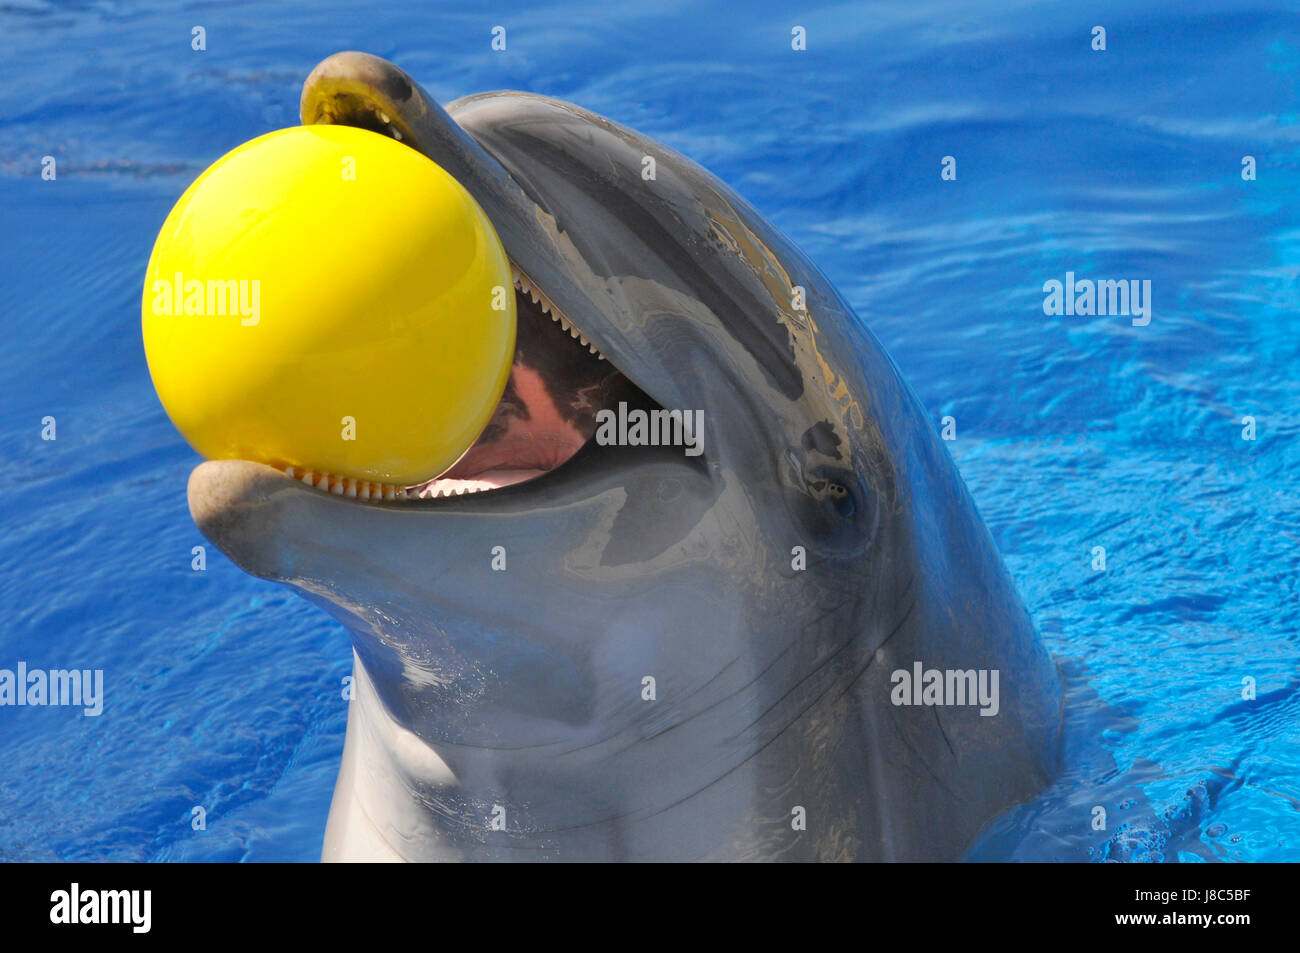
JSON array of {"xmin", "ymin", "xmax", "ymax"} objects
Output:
[{"xmin": 416, "ymin": 293, "xmax": 626, "ymax": 498}]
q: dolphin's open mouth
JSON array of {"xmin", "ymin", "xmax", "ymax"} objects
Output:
[
  {"xmin": 276, "ymin": 259, "xmax": 647, "ymax": 504},
  {"xmin": 410, "ymin": 264, "xmax": 638, "ymax": 500}
]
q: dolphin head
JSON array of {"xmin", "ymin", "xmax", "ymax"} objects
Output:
[{"xmin": 189, "ymin": 52, "xmax": 1060, "ymax": 860}]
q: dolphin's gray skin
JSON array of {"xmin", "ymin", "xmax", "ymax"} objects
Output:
[{"xmin": 187, "ymin": 52, "xmax": 1063, "ymax": 861}]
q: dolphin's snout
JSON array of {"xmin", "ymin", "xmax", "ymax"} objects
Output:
[{"xmin": 188, "ymin": 460, "xmax": 292, "ymax": 580}]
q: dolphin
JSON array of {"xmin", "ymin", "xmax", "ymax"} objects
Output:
[{"xmin": 187, "ymin": 51, "xmax": 1063, "ymax": 861}]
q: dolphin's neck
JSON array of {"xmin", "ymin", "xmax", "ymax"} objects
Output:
[
  {"xmin": 321, "ymin": 655, "xmax": 457, "ymax": 861},
  {"xmin": 322, "ymin": 653, "xmax": 811, "ymax": 862}
]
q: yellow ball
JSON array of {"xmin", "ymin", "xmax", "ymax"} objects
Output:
[{"xmin": 142, "ymin": 124, "xmax": 516, "ymax": 485}]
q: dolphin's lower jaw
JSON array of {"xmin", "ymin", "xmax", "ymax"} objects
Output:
[{"xmin": 189, "ymin": 52, "xmax": 1064, "ymax": 862}]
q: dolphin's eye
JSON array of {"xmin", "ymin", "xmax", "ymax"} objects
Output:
[
  {"xmin": 827, "ymin": 481, "xmax": 855, "ymax": 518},
  {"xmin": 805, "ymin": 468, "xmax": 864, "ymax": 526}
]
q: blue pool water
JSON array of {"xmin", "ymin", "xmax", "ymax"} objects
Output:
[{"xmin": 1, "ymin": 0, "xmax": 1297, "ymax": 862}]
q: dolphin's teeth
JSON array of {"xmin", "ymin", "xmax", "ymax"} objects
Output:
[
  {"xmin": 418, "ymin": 478, "xmax": 497, "ymax": 498},
  {"xmin": 391, "ymin": 128, "xmax": 402, "ymax": 141},
  {"xmin": 379, "ymin": 111, "xmax": 390, "ymax": 124},
  {"xmin": 508, "ymin": 258, "xmax": 608, "ymax": 360},
  {"xmin": 284, "ymin": 466, "xmax": 296, "ymax": 479},
  {"xmin": 294, "ymin": 467, "xmax": 409, "ymax": 504}
]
